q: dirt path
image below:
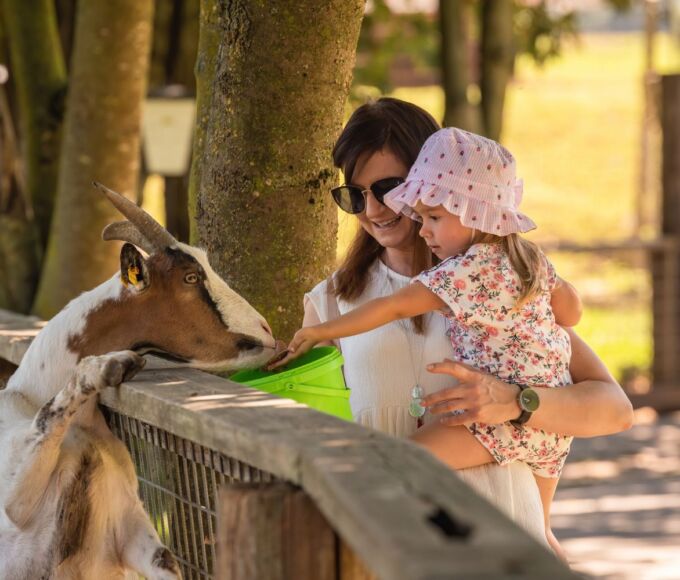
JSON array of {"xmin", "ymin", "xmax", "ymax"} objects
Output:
[{"xmin": 553, "ymin": 411, "xmax": 680, "ymax": 579}]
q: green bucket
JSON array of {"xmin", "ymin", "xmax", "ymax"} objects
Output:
[{"xmin": 229, "ymin": 346, "xmax": 352, "ymax": 421}]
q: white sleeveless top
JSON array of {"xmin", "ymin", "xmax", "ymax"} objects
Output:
[
  {"xmin": 305, "ymin": 260, "xmax": 547, "ymax": 545},
  {"xmin": 305, "ymin": 260, "xmax": 452, "ymax": 437}
]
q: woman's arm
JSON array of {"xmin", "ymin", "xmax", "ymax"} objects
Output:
[
  {"xmin": 531, "ymin": 327, "xmax": 633, "ymax": 436},
  {"xmin": 422, "ymin": 328, "xmax": 633, "ymax": 437}
]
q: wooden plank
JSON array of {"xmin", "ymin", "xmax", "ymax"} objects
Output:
[
  {"xmin": 216, "ymin": 483, "xmax": 336, "ymax": 580},
  {"xmin": 100, "ymin": 370, "xmax": 575, "ymax": 579},
  {"xmin": 339, "ymin": 540, "xmax": 376, "ymax": 580},
  {"xmin": 541, "ymin": 235, "xmax": 680, "ymax": 254},
  {"xmin": 651, "ymin": 247, "xmax": 680, "ymax": 385},
  {"xmin": 0, "ymin": 310, "xmax": 578, "ymax": 580},
  {"xmin": 629, "ymin": 386, "xmax": 680, "ymax": 412},
  {"xmin": 0, "ymin": 308, "xmax": 44, "ymax": 365}
]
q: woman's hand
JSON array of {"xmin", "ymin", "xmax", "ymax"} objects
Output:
[
  {"xmin": 265, "ymin": 326, "xmax": 323, "ymax": 370},
  {"xmin": 421, "ymin": 359, "xmax": 521, "ymax": 425}
]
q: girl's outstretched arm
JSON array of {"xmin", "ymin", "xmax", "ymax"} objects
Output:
[{"xmin": 270, "ymin": 282, "xmax": 445, "ymax": 368}]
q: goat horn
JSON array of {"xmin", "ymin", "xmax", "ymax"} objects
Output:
[
  {"xmin": 102, "ymin": 221, "xmax": 156, "ymax": 254},
  {"xmin": 93, "ymin": 181, "xmax": 176, "ymax": 252}
]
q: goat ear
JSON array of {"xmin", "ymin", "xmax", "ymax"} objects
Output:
[{"xmin": 120, "ymin": 243, "xmax": 150, "ymax": 291}]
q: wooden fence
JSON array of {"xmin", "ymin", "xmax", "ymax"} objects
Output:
[
  {"xmin": 0, "ymin": 309, "xmax": 576, "ymax": 579},
  {"xmin": 543, "ymin": 235, "xmax": 680, "ymax": 412}
]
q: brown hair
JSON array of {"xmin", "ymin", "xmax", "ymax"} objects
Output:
[
  {"xmin": 332, "ymin": 98, "xmax": 440, "ymax": 332},
  {"xmin": 471, "ymin": 232, "xmax": 546, "ymax": 307}
]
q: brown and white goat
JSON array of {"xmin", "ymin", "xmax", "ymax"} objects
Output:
[{"xmin": 0, "ymin": 183, "xmax": 278, "ymax": 579}]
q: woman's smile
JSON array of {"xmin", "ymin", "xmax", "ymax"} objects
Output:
[{"xmin": 372, "ymin": 215, "xmax": 402, "ymax": 229}]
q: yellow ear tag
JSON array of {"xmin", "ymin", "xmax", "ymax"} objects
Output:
[{"xmin": 128, "ymin": 265, "xmax": 140, "ymax": 286}]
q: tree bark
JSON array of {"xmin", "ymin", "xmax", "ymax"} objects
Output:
[
  {"xmin": 149, "ymin": 0, "xmax": 199, "ymax": 92},
  {"xmin": 190, "ymin": 0, "xmax": 364, "ymax": 339},
  {"xmin": 479, "ymin": 0, "xmax": 515, "ymax": 141},
  {"xmin": 32, "ymin": 0, "xmax": 154, "ymax": 318},
  {"xmin": 1, "ymin": 0, "xmax": 66, "ymax": 252},
  {"xmin": 440, "ymin": 0, "xmax": 478, "ymax": 131},
  {"xmin": 0, "ymin": 8, "xmax": 40, "ymax": 313}
]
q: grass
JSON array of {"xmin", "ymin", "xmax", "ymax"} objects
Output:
[{"xmin": 342, "ymin": 32, "xmax": 680, "ymax": 382}]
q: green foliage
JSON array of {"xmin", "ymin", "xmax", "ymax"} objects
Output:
[
  {"xmin": 514, "ymin": 2, "xmax": 578, "ymax": 66},
  {"xmin": 354, "ymin": 0, "xmax": 439, "ymax": 94},
  {"xmin": 353, "ymin": 0, "xmax": 636, "ymax": 93}
]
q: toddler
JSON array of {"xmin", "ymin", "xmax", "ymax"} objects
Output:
[{"xmin": 272, "ymin": 127, "xmax": 582, "ymax": 556}]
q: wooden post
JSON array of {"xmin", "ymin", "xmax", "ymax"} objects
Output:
[
  {"xmin": 217, "ymin": 483, "xmax": 338, "ymax": 580},
  {"xmin": 654, "ymin": 75, "xmax": 680, "ymax": 389},
  {"xmin": 339, "ymin": 540, "xmax": 377, "ymax": 580}
]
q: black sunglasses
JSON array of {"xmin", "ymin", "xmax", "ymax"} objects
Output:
[{"xmin": 331, "ymin": 177, "xmax": 405, "ymax": 214}]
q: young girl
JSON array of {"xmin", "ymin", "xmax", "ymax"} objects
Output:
[{"xmin": 272, "ymin": 127, "xmax": 582, "ymax": 556}]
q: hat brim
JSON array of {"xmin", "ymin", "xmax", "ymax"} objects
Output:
[{"xmin": 385, "ymin": 180, "xmax": 537, "ymax": 236}]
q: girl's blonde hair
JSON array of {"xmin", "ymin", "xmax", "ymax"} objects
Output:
[{"xmin": 471, "ymin": 231, "xmax": 546, "ymax": 307}]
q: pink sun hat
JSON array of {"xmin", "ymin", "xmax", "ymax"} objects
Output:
[{"xmin": 384, "ymin": 127, "xmax": 536, "ymax": 235}]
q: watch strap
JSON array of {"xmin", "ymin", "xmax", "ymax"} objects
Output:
[{"xmin": 510, "ymin": 385, "xmax": 533, "ymax": 428}]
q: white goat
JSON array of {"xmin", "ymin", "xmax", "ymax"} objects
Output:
[{"xmin": 0, "ymin": 183, "xmax": 277, "ymax": 579}]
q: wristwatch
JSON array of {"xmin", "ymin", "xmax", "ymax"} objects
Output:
[{"xmin": 510, "ymin": 385, "xmax": 540, "ymax": 428}]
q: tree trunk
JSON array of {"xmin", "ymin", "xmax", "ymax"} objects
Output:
[
  {"xmin": 440, "ymin": 0, "xmax": 478, "ymax": 131},
  {"xmin": 189, "ymin": 0, "xmax": 364, "ymax": 340},
  {"xmin": 32, "ymin": 0, "xmax": 153, "ymax": 318},
  {"xmin": 1, "ymin": 0, "xmax": 66, "ymax": 252},
  {"xmin": 0, "ymin": 9, "xmax": 41, "ymax": 313},
  {"xmin": 148, "ymin": 0, "xmax": 199, "ymax": 242},
  {"xmin": 479, "ymin": 0, "xmax": 514, "ymax": 141},
  {"xmin": 55, "ymin": 0, "xmax": 77, "ymax": 72}
]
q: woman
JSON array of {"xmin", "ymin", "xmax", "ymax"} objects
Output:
[{"xmin": 303, "ymin": 97, "xmax": 633, "ymax": 544}]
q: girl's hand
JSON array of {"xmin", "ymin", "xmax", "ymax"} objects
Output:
[
  {"xmin": 421, "ymin": 359, "xmax": 522, "ymax": 425},
  {"xmin": 265, "ymin": 327, "xmax": 322, "ymax": 370}
]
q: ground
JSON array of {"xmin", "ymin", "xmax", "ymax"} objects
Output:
[{"xmin": 554, "ymin": 410, "xmax": 680, "ymax": 579}]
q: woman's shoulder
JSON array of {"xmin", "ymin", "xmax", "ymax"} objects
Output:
[{"xmin": 307, "ymin": 274, "xmax": 333, "ymax": 299}]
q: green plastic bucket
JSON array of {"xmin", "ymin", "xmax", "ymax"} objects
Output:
[{"xmin": 229, "ymin": 346, "xmax": 352, "ymax": 421}]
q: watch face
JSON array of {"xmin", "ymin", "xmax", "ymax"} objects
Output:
[{"xmin": 519, "ymin": 388, "xmax": 540, "ymax": 412}]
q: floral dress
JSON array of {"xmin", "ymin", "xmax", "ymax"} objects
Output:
[{"xmin": 417, "ymin": 243, "xmax": 573, "ymax": 478}]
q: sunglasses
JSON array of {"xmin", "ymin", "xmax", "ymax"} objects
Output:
[{"xmin": 331, "ymin": 177, "xmax": 405, "ymax": 214}]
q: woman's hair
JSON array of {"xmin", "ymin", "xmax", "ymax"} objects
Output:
[
  {"xmin": 471, "ymin": 231, "xmax": 546, "ymax": 306},
  {"xmin": 332, "ymin": 98, "xmax": 440, "ymax": 332}
]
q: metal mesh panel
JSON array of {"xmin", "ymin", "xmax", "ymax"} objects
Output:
[{"xmin": 106, "ymin": 409, "xmax": 277, "ymax": 580}]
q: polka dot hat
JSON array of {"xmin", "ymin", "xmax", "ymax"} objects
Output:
[{"xmin": 384, "ymin": 127, "xmax": 536, "ymax": 235}]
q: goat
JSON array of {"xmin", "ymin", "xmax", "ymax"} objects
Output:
[{"xmin": 0, "ymin": 183, "xmax": 278, "ymax": 579}]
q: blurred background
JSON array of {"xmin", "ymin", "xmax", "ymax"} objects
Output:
[{"xmin": 1, "ymin": 1, "xmax": 679, "ymax": 577}]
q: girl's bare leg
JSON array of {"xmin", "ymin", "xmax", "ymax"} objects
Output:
[
  {"xmin": 410, "ymin": 422, "xmax": 495, "ymax": 470},
  {"xmin": 534, "ymin": 475, "xmax": 568, "ymax": 562}
]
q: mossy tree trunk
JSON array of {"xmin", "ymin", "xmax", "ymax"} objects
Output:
[
  {"xmin": 189, "ymin": 0, "xmax": 364, "ymax": 340},
  {"xmin": 479, "ymin": 0, "xmax": 514, "ymax": 141},
  {"xmin": 0, "ymin": 10, "xmax": 35, "ymax": 312},
  {"xmin": 440, "ymin": 0, "xmax": 478, "ymax": 132},
  {"xmin": 32, "ymin": 0, "xmax": 154, "ymax": 318},
  {"xmin": 2, "ymin": 0, "xmax": 66, "ymax": 251}
]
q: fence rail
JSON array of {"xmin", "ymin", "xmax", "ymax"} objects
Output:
[
  {"xmin": 544, "ymin": 235, "xmax": 680, "ymax": 411},
  {"xmin": 0, "ymin": 308, "xmax": 576, "ymax": 579}
]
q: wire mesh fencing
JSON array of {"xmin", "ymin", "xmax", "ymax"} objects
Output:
[{"xmin": 106, "ymin": 409, "xmax": 277, "ymax": 580}]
